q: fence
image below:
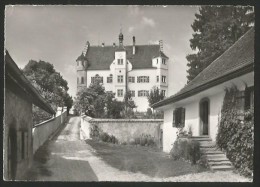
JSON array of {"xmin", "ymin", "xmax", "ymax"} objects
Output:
[{"xmin": 32, "ymin": 108, "xmax": 67, "ymax": 154}]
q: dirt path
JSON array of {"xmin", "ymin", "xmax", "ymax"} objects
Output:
[{"xmin": 22, "ymin": 116, "xmax": 251, "ymax": 182}]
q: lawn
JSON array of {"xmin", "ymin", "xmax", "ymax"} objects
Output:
[{"xmin": 86, "ymin": 140, "xmax": 207, "ymax": 178}]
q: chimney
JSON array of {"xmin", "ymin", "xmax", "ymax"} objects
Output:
[
  {"xmin": 113, "ymin": 43, "xmax": 116, "ymax": 47},
  {"xmin": 83, "ymin": 41, "xmax": 90, "ymax": 56},
  {"xmin": 133, "ymin": 36, "xmax": 136, "ymax": 55},
  {"xmin": 159, "ymin": 40, "xmax": 163, "ymax": 52},
  {"xmin": 102, "ymin": 42, "xmax": 105, "ymax": 47}
]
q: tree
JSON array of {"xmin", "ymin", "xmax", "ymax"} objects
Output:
[
  {"xmin": 147, "ymin": 87, "xmax": 165, "ymax": 108},
  {"xmin": 23, "ymin": 60, "xmax": 73, "ymax": 123},
  {"xmin": 186, "ymin": 6, "xmax": 254, "ymax": 82}
]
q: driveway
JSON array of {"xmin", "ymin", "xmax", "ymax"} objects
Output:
[{"xmin": 22, "ymin": 116, "xmax": 251, "ymax": 182}]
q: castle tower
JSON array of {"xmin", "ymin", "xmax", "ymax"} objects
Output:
[{"xmin": 76, "ymin": 41, "xmax": 89, "ymax": 92}]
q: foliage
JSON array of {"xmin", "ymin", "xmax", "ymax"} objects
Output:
[
  {"xmin": 134, "ymin": 134, "xmax": 156, "ymax": 147},
  {"xmin": 186, "ymin": 6, "xmax": 254, "ymax": 82},
  {"xmin": 90, "ymin": 124, "xmax": 118, "ymax": 144},
  {"xmin": 23, "ymin": 60, "xmax": 73, "ymax": 124},
  {"xmin": 216, "ymin": 86, "xmax": 254, "ymax": 177},
  {"xmin": 170, "ymin": 138, "xmax": 201, "ymax": 164},
  {"xmin": 147, "ymin": 87, "xmax": 165, "ymax": 108}
]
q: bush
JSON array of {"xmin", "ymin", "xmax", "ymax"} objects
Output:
[
  {"xmin": 133, "ymin": 134, "xmax": 156, "ymax": 147},
  {"xmin": 216, "ymin": 86, "xmax": 254, "ymax": 177},
  {"xmin": 170, "ymin": 138, "xmax": 201, "ymax": 164}
]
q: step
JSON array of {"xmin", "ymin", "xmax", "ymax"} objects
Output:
[
  {"xmin": 201, "ymin": 150, "xmax": 223, "ymax": 155},
  {"xmin": 211, "ymin": 165, "xmax": 233, "ymax": 171},
  {"xmin": 207, "ymin": 157, "xmax": 229, "ymax": 162},
  {"xmin": 200, "ymin": 144, "xmax": 216, "ymax": 148},
  {"xmin": 193, "ymin": 138, "xmax": 213, "ymax": 142},
  {"xmin": 208, "ymin": 160, "xmax": 232, "ymax": 166}
]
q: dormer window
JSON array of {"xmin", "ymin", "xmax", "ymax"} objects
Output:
[
  {"xmin": 118, "ymin": 59, "xmax": 123, "ymax": 65},
  {"xmin": 81, "ymin": 61, "xmax": 84, "ymax": 66}
]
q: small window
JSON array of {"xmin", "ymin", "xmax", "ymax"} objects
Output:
[
  {"xmin": 81, "ymin": 61, "xmax": 84, "ymax": 66},
  {"xmin": 138, "ymin": 90, "xmax": 149, "ymax": 97},
  {"xmin": 157, "ymin": 59, "xmax": 158, "ymax": 64},
  {"xmin": 245, "ymin": 86, "xmax": 254, "ymax": 110},
  {"xmin": 77, "ymin": 77, "xmax": 79, "ymax": 84},
  {"xmin": 162, "ymin": 90, "xmax": 166, "ymax": 97},
  {"xmin": 130, "ymin": 90, "xmax": 135, "ymax": 97},
  {"xmin": 118, "ymin": 59, "xmax": 123, "ymax": 65},
  {"xmin": 162, "ymin": 76, "xmax": 166, "ymax": 83},
  {"xmin": 117, "ymin": 89, "xmax": 123, "ymax": 97},
  {"xmin": 107, "ymin": 75, "xmax": 113, "ymax": 83},
  {"xmin": 77, "ymin": 61, "xmax": 79, "ymax": 66},
  {"xmin": 118, "ymin": 75, "xmax": 123, "ymax": 83},
  {"xmin": 81, "ymin": 77, "xmax": 84, "ymax": 84},
  {"xmin": 162, "ymin": 58, "xmax": 166, "ymax": 65},
  {"xmin": 128, "ymin": 76, "xmax": 135, "ymax": 83},
  {"xmin": 173, "ymin": 107, "xmax": 185, "ymax": 128},
  {"xmin": 156, "ymin": 76, "xmax": 159, "ymax": 83},
  {"xmin": 137, "ymin": 76, "xmax": 149, "ymax": 83}
]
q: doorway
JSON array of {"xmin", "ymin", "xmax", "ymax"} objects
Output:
[
  {"xmin": 8, "ymin": 128, "xmax": 17, "ymax": 180},
  {"xmin": 200, "ymin": 98, "xmax": 209, "ymax": 135}
]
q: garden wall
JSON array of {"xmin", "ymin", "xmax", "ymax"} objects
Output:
[
  {"xmin": 81, "ymin": 116, "xmax": 163, "ymax": 146},
  {"xmin": 32, "ymin": 108, "xmax": 67, "ymax": 154}
]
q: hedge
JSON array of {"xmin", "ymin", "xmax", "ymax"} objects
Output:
[{"xmin": 216, "ymin": 86, "xmax": 254, "ymax": 177}]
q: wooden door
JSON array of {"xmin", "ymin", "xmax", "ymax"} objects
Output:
[{"xmin": 200, "ymin": 99, "xmax": 209, "ymax": 135}]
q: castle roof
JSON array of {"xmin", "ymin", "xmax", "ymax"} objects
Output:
[
  {"xmin": 76, "ymin": 45, "xmax": 168, "ymax": 70},
  {"xmin": 153, "ymin": 27, "xmax": 254, "ymax": 109}
]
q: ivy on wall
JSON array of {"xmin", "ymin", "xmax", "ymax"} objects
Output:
[{"xmin": 216, "ymin": 86, "xmax": 254, "ymax": 177}]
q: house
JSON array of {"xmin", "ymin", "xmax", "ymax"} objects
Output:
[
  {"xmin": 76, "ymin": 31, "xmax": 170, "ymax": 111},
  {"xmin": 4, "ymin": 51, "xmax": 56, "ymax": 180},
  {"xmin": 152, "ymin": 28, "xmax": 254, "ymax": 153}
]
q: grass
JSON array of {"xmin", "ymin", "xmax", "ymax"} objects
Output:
[{"xmin": 86, "ymin": 140, "xmax": 207, "ymax": 178}]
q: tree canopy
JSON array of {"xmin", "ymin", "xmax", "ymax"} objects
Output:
[
  {"xmin": 23, "ymin": 60, "xmax": 73, "ymax": 124},
  {"xmin": 186, "ymin": 6, "xmax": 254, "ymax": 82},
  {"xmin": 147, "ymin": 87, "xmax": 165, "ymax": 108}
]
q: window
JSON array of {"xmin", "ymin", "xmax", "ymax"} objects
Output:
[
  {"xmin": 162, "ymin": 58, "xmax": 166, "ymax": 65},
  {"xmin": 173, "ymin": 107, "xmax": 185, "ymax": 128},
  {"xmin": 162, "ymin": 76, "xmax": 166, "ymax": 83},
  {"xmin": 118, "ymin": 75, "xmax": 123, "ymax": 83},
  {"xmin": 117, "ymin": 89, "xmax": 123, "ymax": 97},
  {"xmin": 118, "ymin": 59, "xmax": 123, "ymax": 65},
  {"xmin": 156, "ymin": 76, "xmax": 159, "ymax": 83},
  {"xmin": 77, "ymin": 61, "xmax": 79, "ymax": 66},
  {"xmin": 138, "ymin": 90, "xmax": 149, "ymax": 97},
  {"xmin": 77, "ymin": 77, "xmax": 79, "ymax": 84},
  {"xmin": 107, "ymin": 74, "xmax": 113, "ymax": 83},
  {"xmin": 157, "ymin": 59, "xmax": 158, "ymax": 64},
  {"xmin": 162, "ymin": 90, "xmax": 166, "ymax": 97},
  {"xmin": 137, "ymin": 76, "xmax": 149, "ymax": 83},
  {"xmin": 81, "ymin": 77, "xmax": 84, "ymax": 84},
  {"xmin": 91, "ymin": 75, "xmax": 103, "ymax": 84},
  {"xmin": 130, "ymin": 90, "xmax": 135, "ymax": 97},
  {"xmin": 128, "ymin": 76, "xmax": 135, "ymax": 83},
  {"xmin": 245, "ymin": 86, "xmax": 254, "ymax": 110},
  {"xmin": 81, "ymin": 61, "xmax": 84, "ymax": 66}
]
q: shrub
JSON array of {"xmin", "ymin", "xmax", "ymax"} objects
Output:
[
  {"xmin": 133, "ymin": 134, "xmax": 156, "ymax": 147},
  {"xmin": 170, "ymin": 138, "xmax": 201, "ymax": 164},
  {"xmin": 216, "ymin": 86, "xmax": 254, "ymax": 177}
]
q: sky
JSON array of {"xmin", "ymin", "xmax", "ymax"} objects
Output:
[{"xmin": 5, "ymin": 5, "xmax": 199, "ymax": 98}]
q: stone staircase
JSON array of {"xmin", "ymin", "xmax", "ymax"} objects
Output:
[{"xmin": 190, "ymin": 136, "xmax": 233, "ymax": 171}]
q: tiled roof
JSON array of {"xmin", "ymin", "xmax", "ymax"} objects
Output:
[
  {"xmin": 77, "ymin": 45, "xmax": 168, "ymax": 70},
  {"xmin": 153, "ymin": 27, "xmax": 254, "ymax": 108}
]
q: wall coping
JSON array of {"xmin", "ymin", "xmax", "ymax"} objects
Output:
[
  {"xmin": 33, "ymin": 110, "xmax": 66, "ymax": 128},
  {"xmin": 89, "ymin": 118, "xmax": 163, "ymax": 123}
]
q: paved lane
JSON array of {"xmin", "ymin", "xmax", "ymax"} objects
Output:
[{"xmin": 23, "ymin": 116, "xmax": 98, "ymax": 181}]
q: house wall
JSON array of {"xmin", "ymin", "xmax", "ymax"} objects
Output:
[
  {"xmin": 161, "ymin": 72, "xmax": 254, "ymax": 152},
  {"xmin": 4, "ymin": 88, "xmax": 33, "ymax": 180},
  {"xmin": 85, "ymin": 118, "xmax": 163, "ymax": 146}
]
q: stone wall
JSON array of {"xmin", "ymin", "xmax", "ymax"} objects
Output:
[
  {"xmin": 32, "ymin": 110, "xmax": 67, "ymax": 154},
  {"xmin": 82, "ymin": 116, "xmax": 163, "ymax": 146}
]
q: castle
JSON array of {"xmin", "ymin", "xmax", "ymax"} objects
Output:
[{"xmin": 76, "ymin": 32, "xmax": 170, "ymax": 111}]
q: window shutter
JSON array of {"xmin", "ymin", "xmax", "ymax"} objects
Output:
[
  {"xmin": 172, "ymin": 109, "xmax": 176, "ymax": 127},
  {"xmin": 181, "ymin": 108, "xmax": 185, "ymax": 128}
]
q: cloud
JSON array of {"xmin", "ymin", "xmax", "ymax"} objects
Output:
[
  {"xmin": 128, "ymin": 26, "xmax": 135, "ymax": 33},
  {"xmin": 141, "ymin": 16, "xmax": 156, "ymax": 27}
]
